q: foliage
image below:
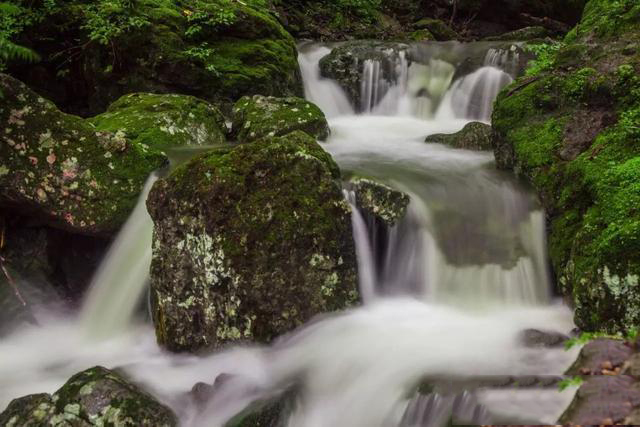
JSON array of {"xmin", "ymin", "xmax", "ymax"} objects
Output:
[
  {"xmin": 558, "ymin": 376, "xmax": 584, "ymax": 391},
  {"xmin": 82, "ymin": 0, "xmax": 150, "ymax": 45},
  {"xmin": 524, "ymin": 41, "xmax": 564, "ymax": 76},
  {"xmin": 0, "ymin": 2, "xmax": 40, "ymax": 69}
]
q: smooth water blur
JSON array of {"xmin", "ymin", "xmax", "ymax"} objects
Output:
[{"xmin": 0, "ymin": 41, "xmax": 578, "ymax": 427}]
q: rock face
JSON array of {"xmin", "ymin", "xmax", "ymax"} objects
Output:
[
  {"xmin": 349, "ymin": 177, "xmax": 410, "ymax": 227},
  {"xmin": 560, "ymin": 375, "xmax": 640, "ymax": 425},
  {"xmin": 147, "ymin": 131, "xmax": 358, "ymax": 352},
  {"xmin": 0, "ymin": 366, "xmax": 177, "ymax": 426},
  {"xmin": 319, "ymin": 41, "xmax": 409, "ymax": 109},
  {"xmin": 89, "ymin": 93, "xmax": 227, "ymax": 149},
  {"xmin": 566, "ymin": 338, "xmax": 632, "ymax": 375},
  {"xmin": 9, "ymin": 0, "xmax": 302, "ymax": 116},
  {"xmin": 491, "ymin": 0, "xmax": 640, "ymax": 333},
  {"xmin": 426, "ymin": 122, "xmax": 493, "ymax": 151},
  {"xmin": 231, "ymin": 95, "xmax": 330, "ymax": 143},
  {"xmin": 0, "ymin": 74, "xmax": 166, "ymax": 236},
  {"xmin": 413, "ymin": 18, "xmax": 458, "ymax": 41}
]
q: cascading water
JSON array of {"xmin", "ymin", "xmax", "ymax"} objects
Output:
[{"xmin": 0, "ymin": 41, "xmax": 580, "ymax": 427}]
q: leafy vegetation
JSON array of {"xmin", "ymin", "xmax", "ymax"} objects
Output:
[
  {"xmin": 0, "ymin": 2, "xmax": 39, "ymax": 69},
  {"xmin": 524, "ymin": 42, "xmax": 564, "ymax": 76},
  {"xmin": 558, "ymin": 376, "xmax": 584, "ymax": 391}
]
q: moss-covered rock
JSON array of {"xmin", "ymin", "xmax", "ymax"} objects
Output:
[
  {"xmin": 0, "ymin": 74, "xmax": 166, "ymax": 236},
  {"xmin": 9, "ymin": 0, "xmax": 302, "ymax": 116},
  {"xmin": 89, "ymin": 93, "xmax": 227, "ymax": 150},
  {"xmin": 0, "ymin": 366, "xmax": 178, "ymax": 426},
  {"xmin": 426, "ymin": 122, "xmax": 493, "ymax": 151},
  {"xmin": 231, "ymin": 95, "xmax": 329, "ymax": 143},
  {"xmin": 491, "ymin": 0, "xmax": 640, "ymax": 333},
  {"xmin": 349, "ymin": 177, "xmax": 410, "ymax": 227},
  {"xmin": 0, "ymin": 393, "xmax": 56, "ymax": 426},
  {"xmin": 147, "ymin": 131, "xmax": 358, "ymax": 353},
  {"xmin": 413, "ymin": 18, "xmax": 459, "ymax": 41},
  {"xmin": 319, "ymin": 41, "xmax": 409, "ymax": 109},
  {"xmin": 484, "ymin": 26, "xmax": 551, "ymax": 41}
]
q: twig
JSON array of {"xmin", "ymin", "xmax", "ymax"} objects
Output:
[
  {"xmin": 0, "ymin": 217, "xmax": 27, "ymax": 307},
  {"xmin": 1, "ymin": 255, "xmax": 26, "ymax": 307}
]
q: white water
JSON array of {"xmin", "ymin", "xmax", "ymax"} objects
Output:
[
  {"xmin": 78, "ymin": 174, "xmax": 157, "ymax": 338},
  {"xmin": 0, "ymin": 42, "xmax": 579, "ymax": 427}
]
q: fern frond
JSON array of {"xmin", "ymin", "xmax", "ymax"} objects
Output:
[{"xmin": 0, "ymin": 38, "xmax": 40, "ymax": 63}]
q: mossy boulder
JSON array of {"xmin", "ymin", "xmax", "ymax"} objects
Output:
[
  {"xmin": 231, "ymin": 95, "xmax": 329, "ymax": 143},
  {"xmin": 10, "ymin": 0, "xmax": 302, "ymax": 116},
  {"xmin": 89, "ymin": 93, "xmax": 227, "ymax": 150},
  {"xmin": 0, "ymin": 74, "xmax": 166, "ymax": 236},
  {"xmin": 0, "ymin": 366, "xmax": 178, "ymax": 426},
  {"xmin": 425, "ymin": 122, "xmax": 493, "ymax": 151},
  {"xmin": 491, "ymin": 0, "xmax": 640, "ymax": 333},
  {"xmin": 484, "ymin": 26, "xmax": 551, "ymax": 42},
  {"xmin": 147, "ymin": 131, "xmax": 358, "ymax": 353},
  {"xmin": 319, "ymin": 41, "xmax": 410, "ymax": 109},
  {"xmin": 413, "ymin": 19, "xmax": 459, "ymax": 41},
  {"xmin": 349, "ymin": 177, "xmax": 410, "ymax": 227},
  {"xmin": 0, "ymin": 393, "xmax": 56, "ymax": 426}
]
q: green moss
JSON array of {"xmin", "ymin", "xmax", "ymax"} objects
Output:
[
  {"xmin": 89, "ymin": 93, "xmax": 227, "ymax": 150},
  {"xmin": 492, "ymin": 0, "xmax": 640, "ymax": 333},
  {"xmin": 0, "ymin": 74, "xmax": 166, "ymax": 236},
  {"xmin": 147, "ymin": 131, "xmax": 357, "ymax": 352},
  {"xmin": 6, "ymin": 0, "xmax": 302, "ymax": 115},
  {"xmin": 231, "ymin": 95, "xmax": 330, "ymax": 143}
]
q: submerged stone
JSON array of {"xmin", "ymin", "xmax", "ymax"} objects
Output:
[
  {"xmin": 89, "ymin": 93, "xmax": 227, "ymax": 150},
  {"xmin": 0, "ymin": 366, "xmax": 177, "ymax": 426},
  {"xmin": 0, "ymin": 74, "xmax": 166, "ymax": 236},
  {"xmin": 349, "ymin": 177, "xmax": 410, "ymax": 227},
  {"xmin": 147, "ymin": 131, "xmax": 358, "ymax": 353},
  {"xmin": 425, "ymin": 122, "xmax": 493, "ymax": 151},
  {"xmin": 231, "ymin": 95, "xmax": 329, "ymax": 143}
]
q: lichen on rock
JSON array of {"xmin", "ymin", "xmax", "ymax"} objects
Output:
[
  {"xmin": 0, "ymin": 74, "xmax": 166, "ymax": 236},
  {"xmin": 0, "ymin": 366, "xmax": 177, "ymax": 426},
  {"xmin": 89, "ymin": 93, "xmax": 227, "ymax": 150},
  {"xmin": 147, "ymin": 131, "xmax": 358, "ymax": 353},
  {"xmin": 349, "ymin": 177, "xmax": 410, "ymax": 227},
  {"xmin": 231, "ymin": 95, "xmax": 329, "ymax": 143}
]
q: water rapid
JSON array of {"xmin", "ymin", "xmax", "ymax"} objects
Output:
[{"xmin": 0, "ymin": 41, "xmax": 580, "ymax": 427}]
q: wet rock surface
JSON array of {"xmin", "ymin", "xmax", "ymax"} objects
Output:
[
  {"xmin": 319, "ymin": 41, "xmax": 410, "ymax": 109},
  {"xmin": 0, "ymin": 74, "xmax": 166, "ymax": 236},
  {"xmin": 231, "ymin": 95, "xmax": 329, "ymax": 143},
  {"xmin": 89, "ymin": 93, "xmax": 228, "ymax": 150},
  {"xmin": 147, "ymin": 131, "xmax": 357, "ymax": 352},
  {"xmin": 567, "ymin": 338, "xmax": 633, "ymax": 376},
  {"xmin": 426, "ymin": 122, "xmax": 493, "ymax": 151},
  {"xmin": 349, "ymin": 177, "xmax": 410, "ymax": 227},
  {"xmin": 0, "ymin": 366, "xmax": 177, "ymax": 426}
]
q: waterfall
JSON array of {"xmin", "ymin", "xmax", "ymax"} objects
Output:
[
  {"xmin": 78, "ymin": 174, "xmax": 157, "ymax": 338},
  {"xmin": 297, "ymin": 44, "xmax": 354, "ymax": 118},
  {"xmin": 300, "ymin": 42, "xmax": 518, "ymax": 121},
  {"xmin": 0, "ymin": 41, "xmax": 579, "ymax": 427}
]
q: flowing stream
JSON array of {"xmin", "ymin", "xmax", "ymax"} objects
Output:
[{"xmin": 0, "ymin": 41, "xmax": 580, "ymax": 426}]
